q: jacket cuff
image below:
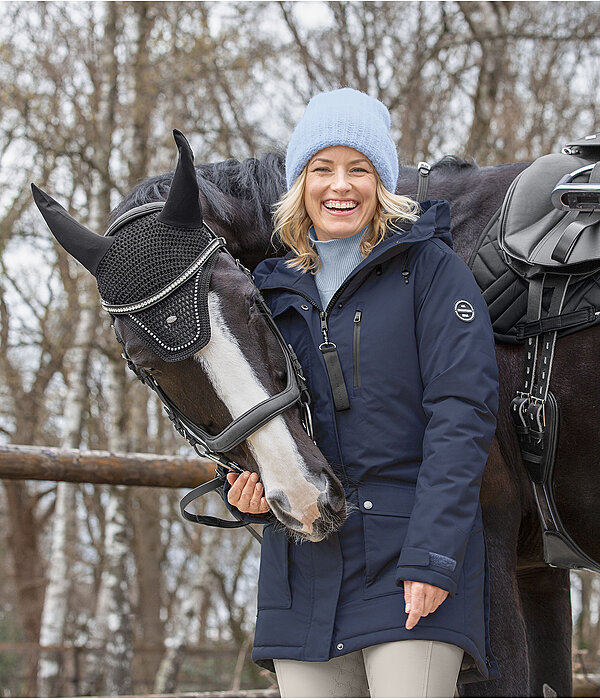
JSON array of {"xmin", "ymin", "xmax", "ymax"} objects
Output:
[
  {"xmin": 221, "ymin": 477, "xmax": 275, "ymax": 525},
  {"xmin": 395, "ymin": 546, "xmax": 459, "ymax": 597}
]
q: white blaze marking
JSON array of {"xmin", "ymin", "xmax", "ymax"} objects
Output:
[{"xmin": 194, "ymin": 292, "xmax": 322, "ymax": 524}]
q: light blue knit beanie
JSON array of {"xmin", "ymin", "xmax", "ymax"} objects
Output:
[{"xmin": 285, "ymin": 87, "xmax": 399, "ymax": 192}]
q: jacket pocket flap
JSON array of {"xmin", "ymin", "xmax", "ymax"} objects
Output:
[
  {"xmin": 358, "ymin": 482, "xmax": 416, "ymax": 516},
  {"xmin": 397, "ymin": 546, "xmax": 431, "ymax": 567}
]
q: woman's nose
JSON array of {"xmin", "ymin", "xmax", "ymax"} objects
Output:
[{"xmin": 330, "ymin": 170, "xmax": 351, "ymax": 192}]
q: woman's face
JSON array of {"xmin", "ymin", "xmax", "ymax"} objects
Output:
[{"xmin": 304, "ymin": 145, "xmax": 378, "ymax": 241}]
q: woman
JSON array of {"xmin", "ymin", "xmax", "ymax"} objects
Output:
[{"xmin": 224, "ymin": 88, "xmax": 500, "ymax": 697}]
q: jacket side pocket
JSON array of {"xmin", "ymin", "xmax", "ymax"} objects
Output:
[
  {"xmin": 257, "ymin": 525, "xmax": 292, "ymax": 610},
  {"xmin": 360, "ymin": 482, "xmax": 415, "ymax": 600}
]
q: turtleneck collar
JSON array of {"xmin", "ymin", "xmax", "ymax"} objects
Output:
[{"xmin": 307, "ymin": 225, "xmax": 368, "ymax": 309}]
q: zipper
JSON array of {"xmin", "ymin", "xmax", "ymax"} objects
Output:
[
  {"xmin": 353, "ymin": 310, "xmax": 362, "ymax": 388},
  {"xmin": 260, "ymin": 278, "xmax": 356, "ymax": 348}
]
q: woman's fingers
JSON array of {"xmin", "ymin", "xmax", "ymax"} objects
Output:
[
  {"xmin": 404, "ymin": 580, "xmax": 412, "ymax": 613},
  {"xmin": 403, "ymin": 581, "xmax": 449, "ymax": 629},
  {"xmin": 226, "ymin": 471, "xmax": 271, "ymax": 514}
]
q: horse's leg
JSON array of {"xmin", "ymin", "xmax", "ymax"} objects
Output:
[
  {"xmin": 460, "ymin": 440, "xmax": 530, "ymax": 697},
  {"xmin": 518, "ymin": 566, "xmax": 572, "ymax": 697}
]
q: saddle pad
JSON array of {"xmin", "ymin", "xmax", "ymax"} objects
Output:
[{"xmin": 469, "ymin": 213, "xmax": 600, "ymax": 344}]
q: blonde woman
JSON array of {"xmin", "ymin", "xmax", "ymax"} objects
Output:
[{"xmin": 225, "ymin": 88, "xmax": 500, "ymax": 697}]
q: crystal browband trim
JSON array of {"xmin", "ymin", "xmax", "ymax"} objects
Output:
[{"xmin": 101, "ymin": 235, "xmax": 226, "ymax": 314}]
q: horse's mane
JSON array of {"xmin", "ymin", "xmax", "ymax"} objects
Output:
[
  {"xmin": 111, "ymin": 151, "xmax": 286, "ymax": 233},
  {"xmin": 430, "ymin": 155, "xmax": 477, "ymax": 171}
]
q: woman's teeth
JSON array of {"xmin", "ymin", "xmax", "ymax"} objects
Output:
[{"xmin": 323, "ymin": 201, "xmax": 358, "ymax": 210}]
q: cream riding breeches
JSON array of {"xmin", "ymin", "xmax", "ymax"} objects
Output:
[{"xmin": 273, "ymin": 639, "xmax": 464, "ymax": 698}]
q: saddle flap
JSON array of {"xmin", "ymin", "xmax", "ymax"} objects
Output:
[{"xmin": 499, "ymin": 153, "xmax": 600, "ymax": 269}]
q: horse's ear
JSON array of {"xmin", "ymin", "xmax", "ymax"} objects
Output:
[
  {"xmin": 157, "ymin": 129, "xmax": 204, "ymax": 229},
  {"xmin": 31, "ymin": 184, "xmax": 115, "ymax": 276}
]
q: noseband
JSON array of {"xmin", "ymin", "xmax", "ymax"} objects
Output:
[{"xmin": 104, "ymin": 202, "xmax": 314, "ymax": 540}]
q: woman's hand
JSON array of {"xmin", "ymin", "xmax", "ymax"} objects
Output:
[
  {"xmin": 403, "ymin": 581, "xmax": 449, "ymax": 630},
  {"xmin": 226, "ymin": 470, "xmax": 271, "ymax": 514}
]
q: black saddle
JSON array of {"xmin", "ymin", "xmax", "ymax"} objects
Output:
[
  {"xmin": 470, "ymin": 152, "xmax": 600, "ymax": 345},
  {"xmin": 469, "ymin": 132, "xmax": 600, "ymax": 574}
]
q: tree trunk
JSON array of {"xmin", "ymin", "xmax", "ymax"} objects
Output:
[
  {"xmin": 82, "ymin": 355, "xmax": 134, "ymax": 696},
  {"xmin": 37, "ymin": 281, "xmax": 97, "ymax": 696},
  {"xmin": 154, "ymin": 529, "xmax": 216, "ymax": 694},
  {"xmin": 459, "ymin": 1, "xmax": 511, "ymax": 163}
]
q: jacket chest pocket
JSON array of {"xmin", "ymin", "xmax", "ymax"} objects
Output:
[
  {"xmin": 257, "ymin": 525, "xmax": 292, "ymax": 610},
  {"xmin": 359, "ymin": 483, "xmax": 416, "ymax": 600},
  {"xmin": 352, "ymin": 304, "xmax": 364, "ymax": 391}
]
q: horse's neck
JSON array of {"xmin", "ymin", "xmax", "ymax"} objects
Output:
[{"xmin": 397, "ymin": 162, "xmax": 529, "ymax": 263}]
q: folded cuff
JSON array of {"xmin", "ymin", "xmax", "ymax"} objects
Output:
[{"xmin": 396, "ymin": 546, "xmax": 459, "ymax": 597}]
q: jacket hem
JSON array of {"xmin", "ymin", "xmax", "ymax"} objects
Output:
[{"xmin": 252, "ymin": 623, "xmax": 500, "ymax": 685}]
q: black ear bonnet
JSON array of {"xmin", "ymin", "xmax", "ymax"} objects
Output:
[
  {"xmin": 98, "ymin": 202, "xmax": 224, "ymax": 362},
  {"xmin": 32, "ymin": 130, "xmax": 227, "ymax": 363}
]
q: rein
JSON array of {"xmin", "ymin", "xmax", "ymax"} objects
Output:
[{"xmin": 106, "ymin": 203, "xmax": 314, "ymax": 544}]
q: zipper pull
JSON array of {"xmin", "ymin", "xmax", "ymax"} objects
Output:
[
  {"xmin": 402, "ymin": 252, "xmax": 410, "ymax": 284},
  {"xmin": 354, "ymin": 310, "xmax": 362, "ymax": 324},
  {"xmin": 318, "ymin": 311, "xmax": 350, "ymax": 411},
  {"xmin": 320, "ymin": 311, "xmax": 329, "ymax": 345}
]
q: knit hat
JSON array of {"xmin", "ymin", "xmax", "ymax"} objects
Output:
[{"xmin": 285, "ymin": 87, "xmax": 399, "ymax": 192}]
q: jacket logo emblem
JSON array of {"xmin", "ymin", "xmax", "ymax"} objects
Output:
[{"xmin": 454, "ymin": 300, "xmax": 475, "ymax": 322}]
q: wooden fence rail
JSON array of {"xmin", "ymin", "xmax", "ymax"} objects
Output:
[{"xmin": 0, "ymin": 444, "xmax": 215, "ymax": 487}]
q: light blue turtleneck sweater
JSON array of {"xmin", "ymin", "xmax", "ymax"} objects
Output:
[{"xmin": 308, "ymin": 225, "xmax": 367, "ymax": 309}]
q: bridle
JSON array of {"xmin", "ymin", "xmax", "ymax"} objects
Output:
[{"xmin": 104, "ymin": 202, "xmax": 314, "ymax": 542}]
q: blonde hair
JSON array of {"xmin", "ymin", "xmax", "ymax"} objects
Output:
[{"xmin": 272, "ymin": 167, "xmax": 421, "ymax": 273}]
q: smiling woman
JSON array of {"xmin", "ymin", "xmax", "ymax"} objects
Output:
[{"xmin": 224, "ymin": 87, "xmax": 499, "ymax": 697}]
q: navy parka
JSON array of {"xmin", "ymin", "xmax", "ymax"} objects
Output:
[{"xmin": 225, "ymin": 200, "xmax": 501, "ymax": 684}]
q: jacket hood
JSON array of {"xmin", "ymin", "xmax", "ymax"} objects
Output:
[{"xmin": 253, "ymin": 199, "xmax": 452, "ymax": 290}]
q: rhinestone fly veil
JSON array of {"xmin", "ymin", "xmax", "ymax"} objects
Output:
[{"xmin": 97, "ymin": 210, "xmax": 219, "ymax": 362}]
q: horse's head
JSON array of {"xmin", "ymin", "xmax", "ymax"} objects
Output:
[{"xmin": 32, "ymin": 130, "xmax": 346, "ymax": 542}]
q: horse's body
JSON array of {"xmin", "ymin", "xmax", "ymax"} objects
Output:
[{"xmin": 38, "ymin": 142, "xmax": 588, "ymax": 696}]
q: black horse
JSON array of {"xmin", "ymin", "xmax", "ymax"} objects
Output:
[
  {"xmin": 34, "ymin": 136, "xmax": 587, "ymax": 696},
  {"xmin": 117, "ymin": 152, "xmax": 581, "ymax": 698}
]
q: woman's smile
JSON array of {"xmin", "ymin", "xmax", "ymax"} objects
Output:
[{"xmin": 305, "ymin": 145, "xmax": 378, "ymax": 241}]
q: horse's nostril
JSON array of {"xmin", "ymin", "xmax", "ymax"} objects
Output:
[{"xmin": 266, "ymin": 489, "xmax": 291, "ymax": 514}]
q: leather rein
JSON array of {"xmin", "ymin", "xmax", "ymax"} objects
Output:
[{"xmin": 104, "ymin": 203, "xmax": 314, "ymax": 543}]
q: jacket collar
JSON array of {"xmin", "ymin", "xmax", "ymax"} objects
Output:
[{"xmin": 254, "ymin": 200, "xmax": 452, "ymax": 299}]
